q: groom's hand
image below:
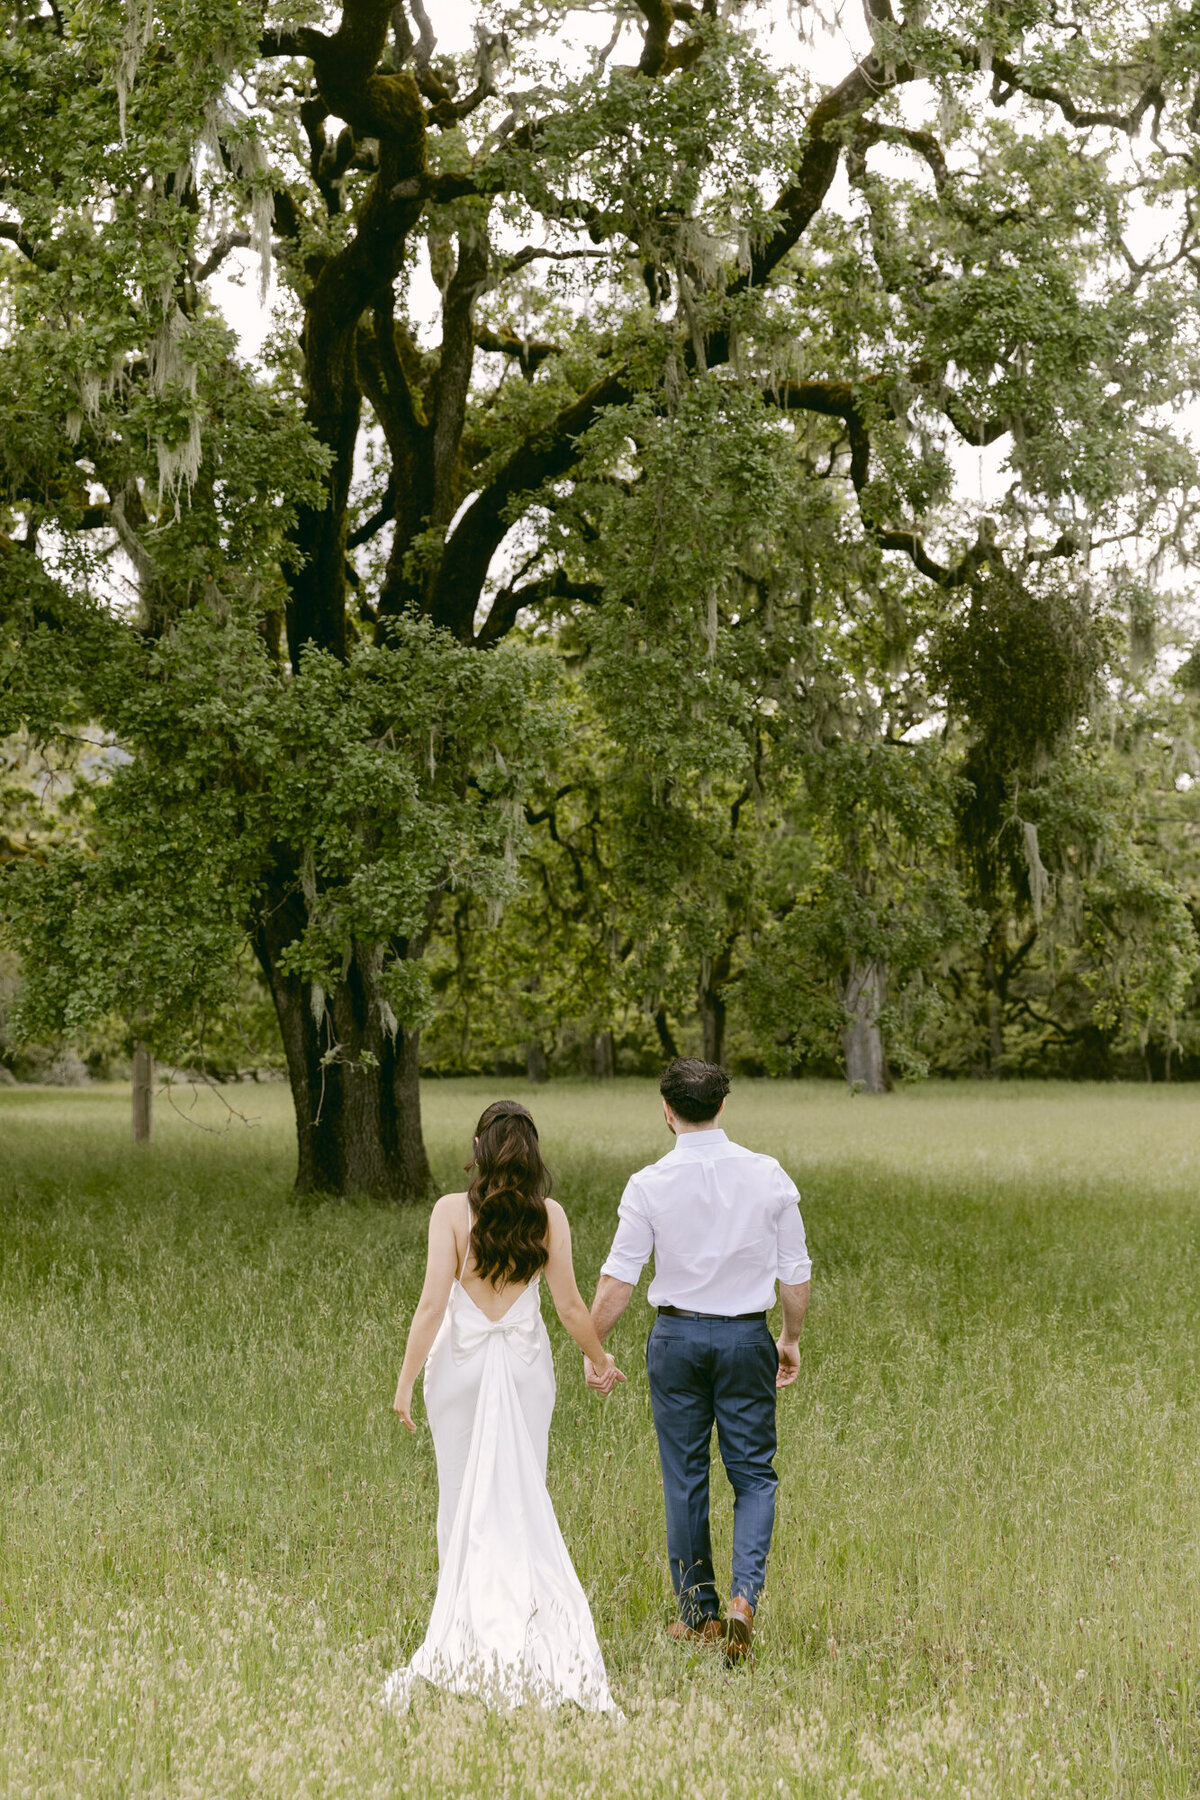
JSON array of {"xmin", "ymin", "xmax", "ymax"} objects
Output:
[{"xmin": 776, "ymin": 1337, "xmax": 801, "ymax": 1388}]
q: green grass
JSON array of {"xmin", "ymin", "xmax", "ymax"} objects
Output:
[{"xmin": 1, "ymin": 1077, "xmax": 1197, "ymax": 1797}]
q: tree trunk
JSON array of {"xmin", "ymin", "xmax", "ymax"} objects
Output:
[
  {"xmin": 698, "ymin": 943, "xmax": 734, "ymax": 1067},
  {"xmin": 525, "ymin": 1041, "xmax": 548, "ymax": 1084},
  {"xmin": 592, "ymin": 1030, "xmax": 615, "ymax": 1080},
  {"xmin": 983, "ymin": 944, "xmax": 1005, "ymax": 1076},
  {"xmin": 256, "ymin": 900, "xmax": 431, "ymax": 1201},
  {"xmin": 698, "ymin": 989, "xmax": 725, "ymax": 1066},
  {"xmin": 653, "ymin": 1005, "xmax": 679, "ymax": 1061},
  {"xmin": 840, "ymin": 956, "xmax": 891, "ymax": 1093},
  {"xmin": 132, "ymin": 1040, "xmax": 153, "ymax": 1143}
]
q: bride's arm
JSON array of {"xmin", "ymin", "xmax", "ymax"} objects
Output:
[
  {"xmin": 392, "ymin": 1194, "xmax": 461, "ymax": 1431},
  {"xmin": 543, "ymin": 1202, "xmax": 626, "ymax": 1396}
]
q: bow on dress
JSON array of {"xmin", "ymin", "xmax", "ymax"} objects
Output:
[{"xmin": 451, "ymin": 1291, "xmax": 542, "ymax": 1365}]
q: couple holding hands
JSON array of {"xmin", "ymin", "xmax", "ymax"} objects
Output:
[{"xmin": 384, "ymin": 1058, "xmax": 811, "ymax": 1714}]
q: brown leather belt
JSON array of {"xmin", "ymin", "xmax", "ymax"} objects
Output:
[{"xmin": 657, "ymin": 1306, "xmax": 766, "ymax": 1322}]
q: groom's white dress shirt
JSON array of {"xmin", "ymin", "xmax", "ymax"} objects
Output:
[{"xmin": 600, "ymin": 1128, "xmax": 811, "ymax": 1315}]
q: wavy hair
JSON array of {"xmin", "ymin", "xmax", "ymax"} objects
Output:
[
  {"xmin": 659, "ymin": 1056, "xmax": 730, "ymax": 1123},
  {"xmin": 466, "ymin": 1101, "xmax": 551, "ymax": 1287}
]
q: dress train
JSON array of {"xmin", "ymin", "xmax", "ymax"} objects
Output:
[{"xmin": 383, "ymin": 1278, "xmax": 617, "ymax": 1713}]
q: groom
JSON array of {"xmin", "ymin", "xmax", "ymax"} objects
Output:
[{"xmin": 585, "ymin": 1058, "xmax": 811, "ymax": 1661}]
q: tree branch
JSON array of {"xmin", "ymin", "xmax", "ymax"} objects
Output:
[
  {"xmin": 259, "ymin": 25, "xmax": 329, "ymax": 60},
  {"xmin": 498, "ymin": 244, "xmax": 615, "ymax": 277},
  {"xmin": 985, "ymin": 54, "xmax": 1164, "ymax": 135},
  {"xmin": 854, "ymin": 119, "xmax": 950, "ymax": 192},
  {"xmin": 428, "ymin": 230, "xmax": 488, "ymax": 536},
  {"xmin": 770, "ymin": 378, "xmax": 1072, "ymax": 586},
  {"xmin": 430, "ymin": 368, "xmax": 628, "ymax": 639},
  {"xmin": 874, "ymin": 525, "xmax": 991, "ymax": 587},
  {"xmin": 0, "ymin": 220, "xmax": 43, "ymax": 265},
  {"xmin": 474, "ymin": 325, "xmax": 561, "ymax": 376},
  {"xmin": 195, "ymin": 230, "xmax": 251, "ymax": 281},
  {"xmin": 406, "ymin": 0, "xmax": 438, "ymax": 78},
  {"xmin": 634, "ymin": 0, "xmax": 675, "ymax": 76},
  {"xmin": 263, "ymin": 0, "xmax": 424, "ymax": 141},
  {"xmin": 347, "ymin": 477, "xmax": 396, "ymax": 548},
  {"xmin": 283, "ymin": 0, "xmax": 430, "ymax": 664},
  {"xmin": 425, "ymin": 76, "xmax": 497, "ymax": 129},
  {"xmin": 475, "ymin": 572, "xmax": 603, "ymax": 648},
  {"xmin": 366, "ymin": 307, "xmax": 426, "ymax": 441},
  {"xmin": 718, "ymin": 42, "xmax": 920, "ymax": 312}
]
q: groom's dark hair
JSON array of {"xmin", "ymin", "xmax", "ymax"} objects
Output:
[{"xmin": 659, "ymin": 1058, "xmax": 730, "ymax": 1123}]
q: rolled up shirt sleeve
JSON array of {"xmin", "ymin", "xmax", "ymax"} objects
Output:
[
  {"xmin": 775, "ymin": 1167, "xmax": 812, "ymax": 1284},
  {"xmin": 600, "ymin": 1178, "xmax": 654, "ymax": 1285}
]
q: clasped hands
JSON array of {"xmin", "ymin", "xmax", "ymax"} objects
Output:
[{"xmin": 583, "ymin": 1353, "xmax": 625, "ymax": 1396}]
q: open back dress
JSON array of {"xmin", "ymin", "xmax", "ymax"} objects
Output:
[{"xmin": 382, "ymin": 1202, "xmax": 617, "ymax": 1713}]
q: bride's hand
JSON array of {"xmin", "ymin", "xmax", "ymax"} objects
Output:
[
  {"xmin": 393, "ymin": 1382, "xmax": 416, "ymax": 1431},
  {"xmin": 584, "ymin": 1354, "xmax": 626, "ymax": 1397}
]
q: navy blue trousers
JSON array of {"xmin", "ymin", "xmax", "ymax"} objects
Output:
[{"xmin": 645, "ymin": 1312, "xmax": 779, "ymax": 1626}]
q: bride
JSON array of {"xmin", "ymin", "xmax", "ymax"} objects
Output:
[{"xmin": 384, "ymin": 1100, "xmax": 624, "ymax": 1713}]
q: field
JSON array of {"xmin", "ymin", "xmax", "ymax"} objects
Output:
[{"xmin": 1, "ymin": 1078, "xmax": 1197, "ymax": 1799}]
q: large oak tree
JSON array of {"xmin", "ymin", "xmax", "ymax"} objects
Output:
[{"xmin": 3, "ymin": 0, "xmax": 1198, "ymax": 1191}]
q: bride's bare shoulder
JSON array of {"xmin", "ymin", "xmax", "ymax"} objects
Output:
[
  {"xmin": 430, "ymin": 1190, "xmax": 469, "ymax": 1219},
  {"xmin": 545, "ymin": 1197, "xmax": 568, "ymax": 1230}
]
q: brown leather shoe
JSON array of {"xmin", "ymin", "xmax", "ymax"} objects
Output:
[
  {"xmin": 666, "ymin": 1617, "xmax": 726, "ymax": 1647},
  {"xmin": 725, "ymin": 1596, "xmax": 754, "ymax": 1665}
]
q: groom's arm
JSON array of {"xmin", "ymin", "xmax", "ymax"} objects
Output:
[
  {"xmin": 776, "ymin": 1280, "xmax": 810, "ymax": 1388},
  {"xmin": 584, "ymin": 1179, "xmax": 649, "ymax": 1387},
  {"xmin": 584, "ymin": 1275, "xmax": 634, "ymax": 1390},
  {"xmin": 776, "ymin": 1167, "xmax": 812, "ymax": 1389},
  {"xmin": 591, "ymin": 1177, "xmax": 651, "ymax": 1341},
  {"xmin": 590, "ymin": 1274, "xmax": 634, "ymax": 1342}
]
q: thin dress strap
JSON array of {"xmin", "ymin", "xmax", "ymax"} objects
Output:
[{"xmin": 457, "ymin": 1196, "xmax": 471, "ymax": 1283}]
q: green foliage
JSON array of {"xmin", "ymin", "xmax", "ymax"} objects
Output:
[
  {"xmin": 5, "ymin": 608, "xmax": 562, "ymax": 1056},
  {"xmin": 740, "ymin": 740, "xmax": 977, "ymax": 1076},
  {"xmin": 933, "ymin": 567, "xmax": 1108, "ymax": 779},
  {"xmin": 929, "ymin": 565, "xmax": 1111, "ymax": 913}
]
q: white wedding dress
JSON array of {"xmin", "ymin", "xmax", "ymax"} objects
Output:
[{"xmin": 383, "ymin": 1258, "xmax": 617, "ymax": 1714}]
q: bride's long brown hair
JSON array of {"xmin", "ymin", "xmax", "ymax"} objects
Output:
[{"xmin": 466, "ymin": 1101, "xmax": 551, "ymax": 1287}]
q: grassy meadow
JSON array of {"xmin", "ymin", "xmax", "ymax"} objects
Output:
[{"xmin": 0, "ymin": 1076, "xmax": 1197, "ymax": 1798}]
